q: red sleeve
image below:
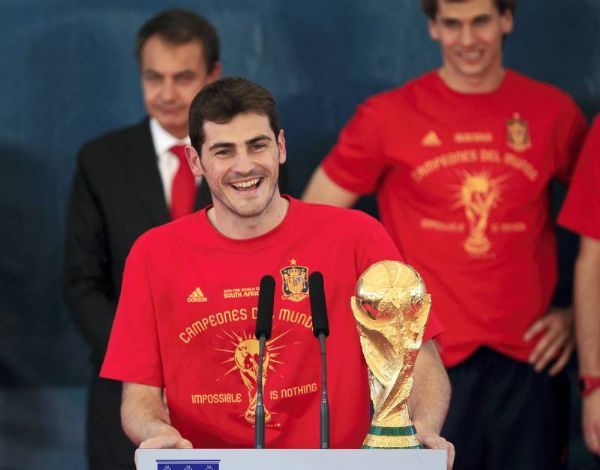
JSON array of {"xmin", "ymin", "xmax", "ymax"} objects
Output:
[
  {"xmin": 322, "ymin": 99, "xmax": 391, "ymax": 195},
  {"xmin": 554, "ymin": 98, "xmax": 588, "ymax": 184},
  {"xmin": 353, "ymin": 211, "xmax": 443, "ymax": 341},
  {"xmin": 100, "ymin": 237, "xmax": 164, "ymax": 386},
  {"xmin": 559, "ymin": 114, "xmax": 600, "ymax": 240}
]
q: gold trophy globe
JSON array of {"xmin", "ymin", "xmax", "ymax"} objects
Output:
[{"xmin": 351, "ymin": 260, "xmax": 431, "ymax": 448}]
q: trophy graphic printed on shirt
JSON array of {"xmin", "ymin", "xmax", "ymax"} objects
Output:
[
  {"xmin": 351, "ymin": 260, "xmax": 431, "ymax": 448},
  {"xmin": 234, "ymin": 338, "xmax": 272, "ymax": 424},
  {"xmin": 459, "ymin": 172, "xmax": 500, "ymax": 255}
]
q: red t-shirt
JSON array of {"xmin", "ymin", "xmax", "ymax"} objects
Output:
[
  {"xmin": 323, "ymin": 70, "xmax": 587, "ymax": 367},
  {"xmin": 101, "ymin": 198, "xmax": 442, "ymax": 448},
  {"xmin": 559, "ymin": 114, "xmax": 600, "ymax": 239}
]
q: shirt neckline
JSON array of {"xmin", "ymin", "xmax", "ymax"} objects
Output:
[
  {"xmin": 196, "ymin": 195, "xmax": 297, "ymax": 249},
  {"xmin": 430, "ymin": 68, "xmax": 513, "ymax": 100}
]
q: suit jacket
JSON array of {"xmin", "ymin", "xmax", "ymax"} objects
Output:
[
  {"xmin": 63, "ymin": 118, "xmax": 289, "ymax": 464},
  {"xmin": 63, "ymin": 119, "xmax": 212, "ymax": 464}
]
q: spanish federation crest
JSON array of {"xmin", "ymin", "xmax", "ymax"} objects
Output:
[
  {"xmin": 280, "ymin": 259, "xmax": 309, "ymax": 302},
  {"xmin": 506, "ymin": 112, "xmax": 531, "ymax": 152}
]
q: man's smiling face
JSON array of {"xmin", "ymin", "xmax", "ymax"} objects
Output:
[{"xmin": 190, "ymin": 112, "xmax": 286, "ymax": 219}]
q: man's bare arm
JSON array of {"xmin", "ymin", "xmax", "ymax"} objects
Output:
[
  {"xmin": 575, "ymin": 236, "xmax": 600, "ymax": 455},
  {"xmin": 409, "ymin": 340, "xmax": 455, "ymax": 468},
  {"xmin": 122, "ymin": 382, "xmax": 193, "ymax": 449},
  {"xmin": 302, "ymin": 166, "xmax": 360, "ymax": 207}
]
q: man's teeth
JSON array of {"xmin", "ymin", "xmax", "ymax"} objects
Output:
[
  {"xmin": 460, "ymin": 50, "xmax": 482, "ymax": 60},
  {"xmin": 232, "ymin": 178, "xmax": 260, "ymax": 189}
]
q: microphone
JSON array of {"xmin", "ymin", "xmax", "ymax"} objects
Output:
[
  {"xmin": 254, "ymin": 274, "xmax": 275, "ymax": 449},
  {"xmin": 255, "ymin": 274, "xmax": 275, "ymax": 340},
  {"xmin": 309, "ymin": 272, "xmax": 329, "ymax": 338},
  {"xmin": 308, "ymin": 271, "xmax": 330, "ymax": 449}
]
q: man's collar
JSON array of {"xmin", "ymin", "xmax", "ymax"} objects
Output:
[{"xmin": 149, "ymin": 118, "xmax": 191, "ymax": 156}]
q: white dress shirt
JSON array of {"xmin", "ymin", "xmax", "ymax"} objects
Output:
[{"xmin": 149, "ymin": 118, "xmax": 200, "ymax": 209}]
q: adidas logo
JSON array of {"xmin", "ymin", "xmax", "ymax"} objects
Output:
[
  {"xmin": 187, "ymin": 287, "xmax": 208, "ymax": 303},
  {"xmin": 421, "ymin": 131, "xmax": 442, "ymax": 147}
]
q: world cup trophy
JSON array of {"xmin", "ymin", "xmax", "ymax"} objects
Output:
[{"xmin": 351, "ymin": 260, "xmax": 431, "ymax": 448}]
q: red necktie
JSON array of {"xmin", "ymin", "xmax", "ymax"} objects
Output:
[{"xmin": 169, "ymin": 144, "xmax": 196, "ymax": 220}]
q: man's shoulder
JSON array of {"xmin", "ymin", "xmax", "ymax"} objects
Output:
[
  {"xmin": 78, "ymin": 119, "xmax": 151, "ymax": 166},
  {"xmin": 360, "ymin": 71, "xmax": 437, "ymax": 112},
  {"xmin": 295, "ymin": 199, "xmax": 382, "ymax": 230},
  {"xmin": 507, "ymin": 69, "xmax": 578, "ymax": 108},
  {"xmin": 293, "ymin": 200, "xmax": 394, "ymax": 255},
  {"xmin": 132, "ymin": 213, "xmax": 200, "ymax": 252}
]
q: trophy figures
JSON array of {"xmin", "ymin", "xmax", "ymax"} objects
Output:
[{"xmin": 351, "ymin": 261, "xmax": 431, "ymax": 448}]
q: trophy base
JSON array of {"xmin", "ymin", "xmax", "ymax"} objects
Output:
[{"xmin": 362, "ymin": 425, "xmax": 423, "ymax": 449}]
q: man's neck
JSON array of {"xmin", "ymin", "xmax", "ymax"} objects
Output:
[
  {"xmin": 207, "ymin": 194, "xmax": 290, "ymax": 240},
  {"xmin": 438, "ymin": 64, "xmax": 506, "ymax": 94},
  {"xmin": 150, "ymin": 118, "xmax": 190, "ymax": 153},
  {"xmin": 169, "ymin": 127, "xmax": 188, "ymax": 140}
]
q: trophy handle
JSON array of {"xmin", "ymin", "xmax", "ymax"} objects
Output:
[{"xmin": 351, "ymin": 296, "xmax": 399, "ymax": 390}]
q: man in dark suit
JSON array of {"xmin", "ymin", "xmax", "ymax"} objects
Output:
[{"xmin": 63, "ymin": 9, "xmax": 222, "ymax": 469}]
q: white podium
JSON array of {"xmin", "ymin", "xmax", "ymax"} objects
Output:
[{"xmin": 136, "ymin": 448, "xmax": 446, "ymax": 469}]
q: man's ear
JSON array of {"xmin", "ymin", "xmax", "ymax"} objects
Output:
[
  {"xmin": 277, "ymin": 129, "xmax": 287, "ymax": 164},
  {"xmin": 500, "ymin": 9, "xmax": 514, "ymax": 35},
  {"xmin": 185, "ymin": 145, "xmax": 204, "ymax": 177},
  {"xmin": 207, "ymin": 62, "xmax": 222, "ymax": 84},
  {"xmin": 428, "ymin": 19, "xmax": 440, "ymax": 41}
]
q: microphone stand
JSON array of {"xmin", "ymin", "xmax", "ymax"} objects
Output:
[
  {"xmin": 255, "ymin": 335, "xmax": 267, "ymax": 449},
  {"xmin": 318, "ymin": 332, "xmax": 330, "ymax": 449},
  {"xmin": 254, "ymin": 274, "xmax": 274, "ymax": 449}
]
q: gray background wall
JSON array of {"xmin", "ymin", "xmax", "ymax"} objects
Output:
[{"xmin": 1, "ymin": 0, "xmax": 599, "ymax": 467}]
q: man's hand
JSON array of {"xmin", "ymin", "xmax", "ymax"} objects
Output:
[
  {"xmin": 574, "ymin": 236, "xmax": 600, "ymax": 455},
  {"xmin": 524, "ymin": 306, "xmax": 574, "ymax": 375},
  {"xmin": 415, "ymin": 430, "xmax": 455, "ymax": 469},
  {"xmin": 140, "ymin": 431, "xmax": 193, "ymax": 449},
  {"xmin": 122, "ymin": 382, "xmax": 192, "ymax": 449},
  {"xmin": 583, "ymin": 390, "xmax": 600, "ymax": 455},
  {"xmin": 134, "ymin": 428, "xmax": 192, "ymax": 469}
]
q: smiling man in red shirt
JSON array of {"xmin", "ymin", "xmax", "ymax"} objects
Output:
[
  {"xmin": 304, "ymin": 1, "xmax": 587, "ymax": 468},
  {"xmin": 101, "ymin": 78, "xmax": 455, "ymax": 466}
]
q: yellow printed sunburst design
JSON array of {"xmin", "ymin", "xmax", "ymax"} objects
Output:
[{"xmin": 215, "ymin": 329, "xmax": 289, "ymax": 424}]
